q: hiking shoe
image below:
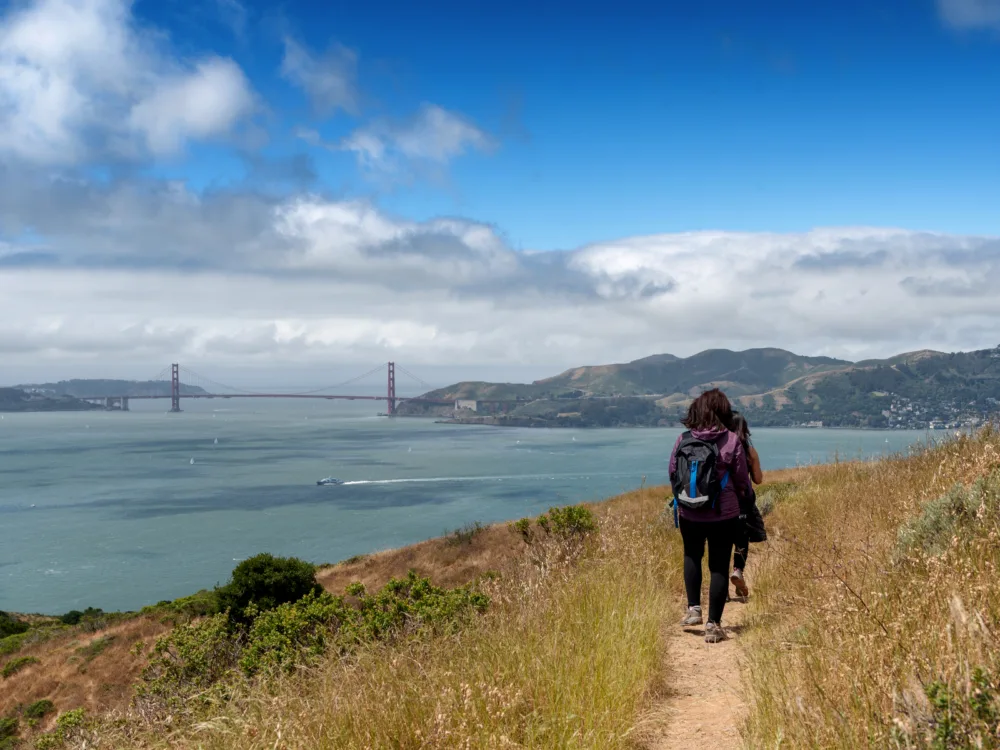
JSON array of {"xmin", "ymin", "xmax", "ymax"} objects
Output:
[
  {"xmin": 705, "ymin": 621, "xmax": 729, "ymax": 643},
  {"xmin": 681, "ymin": 606, "xmax": 702, "ymax": 626},
  {"xmin": 731, "ymin": 569, "xmax": 749, "ymax": 598}
]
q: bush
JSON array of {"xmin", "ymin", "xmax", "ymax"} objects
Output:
[
  {"xmin": 0, "ymin": 613, "xmax": 28, "ymax": 639},
  {"xmin": 136, "ymin": 613, "xmax": 242, "ymax": 710},
  {"xmin": 446, "ymin": 520, "xmax": 485, "ymax": 546},
  {"xmin": 239, "ymin": 590, "xmax": 348, "ymax": 675},
  {"xmin": 0, "ymin": 716, "xmax": 17, "ymax": 750},
  {"xmin": 241, "ymin": 572, "xmax": 489, "ymax": 675},
  {"xmin": 2, "ymin": 656, "xmax": 39, "ymax": 679},
  {"xmin": 34, "ymin": 708, "xmax": 86, "ymax": 750},
  {"xmin": 24, "ymin": 700, "xmax": 55, "ymax": 720},
  {"xmin": 0, "ymin": 717, "xmax": 16, "ymax": 739},
  {"xmin": 544, "ymin": 505, "xmax": 597, "ymax": 537},
  {"xmin": 215, "ymin": 553, "xmax": 323, "ymax": 627},
  {"xmin": 59, "ymin": 607, "xmax": 104, "ymax": 627},
  {"xmin": 896, "ymin": 473, "xmax": 1000, "ymax": 558},
  {"xmin": 510, "ymin": 505, "xmax": 597, "ymax": 544},
  {"xmin": 755, "ymin": 480, "xmax": 798, "ymax": 516},
  {"xmin": 0, "ymin": 633, "xmax": 28, "ymax": 657},
  {"xmin": 893, "ymin": 667, "xmax": 1000, "ymax": 749},
  {"xmin": 510, "ymin": 517, "xmax": 533, "ymax": 542}
]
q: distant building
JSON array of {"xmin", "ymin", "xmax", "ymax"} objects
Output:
[{"xmin": 455, "ymin": 399, "xmax": 478, "ymax": 412}]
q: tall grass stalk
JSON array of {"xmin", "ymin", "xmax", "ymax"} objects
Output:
[{"xmin": 742, "ymin": 427, "xmax": 1000, "ymax": 748}]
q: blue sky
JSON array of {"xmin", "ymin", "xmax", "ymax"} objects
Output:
[
  {"xmin": 135, "ymin": 0, "xmax": 1000, "ymax": 249},
  {"xmin": 1, "ymin": 0, "xmax": 999, "ymax": 380}
]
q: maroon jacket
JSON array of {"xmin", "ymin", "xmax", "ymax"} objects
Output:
[{"xmin": 668, "ymin": 427, "xmax": 751, "ymax": 521}]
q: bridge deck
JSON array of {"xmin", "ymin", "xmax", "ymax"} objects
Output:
[{"xmin": 77, "ymin": 394, "xmax": 454, "ymax": 403}]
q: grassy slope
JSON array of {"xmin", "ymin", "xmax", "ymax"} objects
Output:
[
  {"xmin": 742, "ymin": 427, "xmax": 1000, "ymax": 747},
  {"xmin": 11, "ymin": 429, "xmax": 1000, "ymax": 748},
  {"xmin": 76, "ymin": 487, "xmax": 689, "ymax": 749}
]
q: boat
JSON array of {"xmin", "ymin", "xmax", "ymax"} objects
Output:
[{"xmin": 317, "ymin": 477, "xmax": 343, "ymax": 486}]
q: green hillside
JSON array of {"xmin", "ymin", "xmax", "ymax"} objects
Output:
[
  {"xmin": 536, "ymin": 347, "xmax": 850, "ymax": 397},
  {"xmin": 742, "ymin": 346, "xmax": 1000, "ymax": 427},
  {"xmin": 0, "ymin": 388, "xmax": 101, "ymax": 412},
  {"xmin": 398, "ymin": 345, "xmax": 1000, "ymax": 429}
]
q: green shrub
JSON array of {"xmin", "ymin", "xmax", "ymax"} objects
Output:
[
  {"xmin": 0, "ymin": 612, "xmax": 28, "ymax": 639},
  {"xmin": 509, "ymin": 517, "xmax": 533, "ymax": 542},
  {"xmin": 545, "ymin": 505, "xmax": 597, "ymax": 536},
  {"xmin": 896, "ymin": 473, "xmax": 1000, "ymax": 558},
  {"xmin": 59, "ymin": 607, "xmax": 105, "ymax": 627},
  {"xmin": 0, "ymin": 717, "xmax": 16, "ymax": 739},
  {"xmin": 0, "ymin": 716, "xmax": 17, "ymax": 750},
  {"xmin": 240, "ymin": 571, "xmax": 489, "ymax": 675},
  {"xmin": 446, "ymin": 520, "xmax": 485, "ymax": 546},
  {"xmin": 58, "ymin": 611, "xmax": 83, "ymax": 626},
  {"xmin": 240, "ymin": 590, "xmax": 349, "ymax": 675},
  {"xmin": 34, "ymin": 708, "xmax": 86, "ymax": 750},
  {"xmin": 136, "ymin": 613, "xmax": 241, "ymax": 709},
  {"xmin": 2, "ymin": 656, "xmax": 39, "ymax": 679},
  {"xmin": 0, "ymin": 633, "xmax": 28, "ymax": 657},
  {"xmin": 24, "ymin": 700, "xmax": 55, "ymax": 720},
  {"xmin": 215, "ymin": 553, "xmax": 322, "ymax": 627},
  {"xmin": 894, "ymin": 667, "xmax": 1000, "ymax": 749},
  {"xmin": 511, "ymin": 505, "xmax": 596, "ymax": 544},
  {"xmin": 755, "ymin": 480, "xmax": 798, "ymax": 516}
]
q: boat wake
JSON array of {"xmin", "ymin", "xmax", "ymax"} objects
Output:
[{"xmin": 339, "ymin": 471, "xmax": 632, "ymax": 486}]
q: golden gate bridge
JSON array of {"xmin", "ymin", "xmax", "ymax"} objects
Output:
[{"xmin": 78, "ymin": 362, "xmax": 454, "ymax": 416}]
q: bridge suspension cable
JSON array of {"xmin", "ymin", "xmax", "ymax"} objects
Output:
[
  {"xmin": 396, "ymin": 364, "xmax": 433, "ymax": 390},
  {"xmin": 177, "ymin": 363, "xmax": 392, "ymax": 397}
]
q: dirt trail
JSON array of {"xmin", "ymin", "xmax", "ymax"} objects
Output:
[{"xmin": 646, "ymin": 593, "xmax": 750, "ymax": 749}]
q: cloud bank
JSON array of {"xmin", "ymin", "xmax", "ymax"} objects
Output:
[
  {"xmin": 0, "ymin": 0, "xmax": 997, "ymax": 382},
  {"xmin": 2, "ymin": 185, "xmax": 999, "ymax": 373}
]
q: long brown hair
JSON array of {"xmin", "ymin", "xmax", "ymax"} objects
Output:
[
  {"xmin": 681, "ymin": 388, "xmax": 734, "ymax": 432},
  {"xmin": 732, "ymin": 411, "xmax": 752, "ymax": 453}
]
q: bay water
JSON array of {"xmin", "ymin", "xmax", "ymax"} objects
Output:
[{"xmin": 0, "ymin": 398, "xmax": 936, "ymax": 614}]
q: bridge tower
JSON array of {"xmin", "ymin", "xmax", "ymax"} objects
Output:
[
  {"xmin": 170, "ymin": 363, "xmax": 181, "ymax": 413},
  {"xmin": 387, "ymin": 361, "xmax": 396, "ymax": 416}
]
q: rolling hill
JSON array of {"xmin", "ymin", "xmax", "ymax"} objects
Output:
[
  {"xmin": 0, "ymin": 388, "xmax": 101, "ymax": 412},
  {"xmin": 398, "ymin": 346, "xmax": 1000, "ymax": 428},
  {"xmin": 536, "ymin": 347, "xmax": 851, "ymax": 397}
]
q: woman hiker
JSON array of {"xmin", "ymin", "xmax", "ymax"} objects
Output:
[
  {"xmin": 668, "ymin": 389, "xmax": 752, "ymax": 643},
  {"xmin": 729, "ymin": 412, "xmax": 765, "ymax": 599}
]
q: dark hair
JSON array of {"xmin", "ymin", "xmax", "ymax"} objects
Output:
[
  {"xmin": 732, "ymin": 411, "xmax": 752, "ymax": 451},
  {"xmin": 681, "ymin": 388, "xmax": 734, "ymax": 432}
]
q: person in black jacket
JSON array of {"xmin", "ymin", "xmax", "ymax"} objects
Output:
[{"xmin": 730, "ymin": 413, "xmax": 766, "ymax": 598}]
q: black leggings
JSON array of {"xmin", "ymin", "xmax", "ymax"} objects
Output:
[
  {"xmin": 680, "ymin": 517, "xmax": 740, "ymax": 624},
  {"xmin": 733, "ymin": 525, "xmax": 749, "ymax": 570}
]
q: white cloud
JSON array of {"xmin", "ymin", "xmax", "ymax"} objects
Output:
[
  {"xmin": 938, "ymin": 0, "xmax": 1000, "ymax": 29},
  {"xmin": 2, "ymin": 186, "xmax": 1000, "ymax": 376},
  {"xmin": 341, "ymin": 104, "xmax": 494, "ymax": 176},
  {"xmin": 129, "ymin": 59, "xmax": 256, "ymax": 155},
  {"xmin": 281, "ymin": 36, "xmax": 359, "ymax": 116},
  {"xmin": 0, "ymin": 0, "xmax": 257, "ymax": 164}
]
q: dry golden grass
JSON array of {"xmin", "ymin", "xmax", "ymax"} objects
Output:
[
  {"xmin": 315, "ymin": 521, "xmax": 527, "ymax": 595},
  {"xmin": 61, "ymin": 487, "xmax": 684, "ymax": 749},
  {"xmin": 0, "ymin": 615, "xmax": 172, "ymax": 731},
  {"xmin": 742, "ymin": 428, "xmax": 1000, "ymax": 748}
]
